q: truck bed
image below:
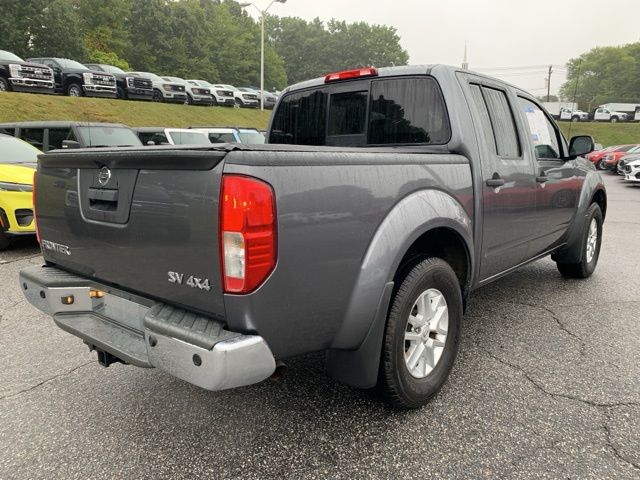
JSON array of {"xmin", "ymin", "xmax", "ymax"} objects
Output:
[{"xmin": 36, "ymin": 144, "xmax": 472, "ymax": 358}]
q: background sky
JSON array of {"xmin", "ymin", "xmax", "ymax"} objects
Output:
[{"xmin": 247, "ymin": 0, "xmax": 640, "ymax": 97}]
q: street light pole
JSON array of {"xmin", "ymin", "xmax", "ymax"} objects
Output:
[
  {"xmin": 240, "ymin": 0, "xmax": 287, "ymax": 111},
  {"xmin": 260, "ymin": 12, "xmax": 265, "ymax": 110}
]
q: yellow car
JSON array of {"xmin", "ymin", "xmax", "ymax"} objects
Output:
[{"xmin": 0, "ymin": 134, "xmax": 40, "ymax": 250}]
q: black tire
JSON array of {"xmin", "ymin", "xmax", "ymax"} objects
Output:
[
  {"xmin": 235, "ymin": 98, "xmax": 243, "ymax": 108},
  {"xmin": 556, "ymin": 203, "xmax": 603, "ymax": 278},
  {"xmin": 0, "ymin": 77, "xmax": 10, "ymax": 92},
  {"xmin": 66, "ymin": 82, "xmax": 83, "ymax": 97},
  {"xmin": 571, "ymin": 116, "xmax": 580, "ymax": 122},
  {"xmin": 610, "ymin": 116, "xmax": 618, "ymax": 123},
  {"xmin": 598, "ymin": 159, "xmax": 608, "ymax": 170},
  {"xmin": 0, "ymin": 231, "xmax": 10, "ymax": 251},
  {"xmin": 186, "ymin": 94, "xmax": 193, "ymax": 105},
  {"xmin": 152, "ymin": 89, "xmax": 163, "ymax": 102},
  {"xmin": 379, "ymin": 258, "xmax": 463, "ymax": 409},
  {"xmin": 116, "ymin": 86, "xmax": 126, "ymax": 99}
]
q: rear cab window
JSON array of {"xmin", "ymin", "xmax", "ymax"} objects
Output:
[{"xmin": 269, "ymin": 75, "xmax": 451, "ymax": 147}]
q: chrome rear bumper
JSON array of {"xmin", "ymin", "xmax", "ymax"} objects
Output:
[{"xmin": 19, "ymin": 265, "xmax": 276, "ymax": 391}]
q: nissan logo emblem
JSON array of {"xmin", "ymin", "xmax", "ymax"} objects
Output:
[{"xmin": 98, "ymin": 166, "xmax": 111, "ymax": 186}]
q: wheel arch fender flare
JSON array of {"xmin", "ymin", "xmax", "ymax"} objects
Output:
[
  {"xmin": 330, "ymin": 188, "xmax": 473, "ymax": 352},
  {"xmin": 326, "ymin": 188, "xmax": 473, "ymax": 388},
  {"xmin": 553, "ymin": 170, "xmax": 606, "ymax": 264},
  {"xmin": 63, "ymin": 74, "xmax": 82, "ymax": 88}
]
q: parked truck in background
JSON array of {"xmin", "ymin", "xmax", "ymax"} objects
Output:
[
  {"xmin": 127, "ymin": 72, "xmax": 188, "ymax": 103},
  {"xmin": 26, "ymin": 57, "xmax": 117, "ymax": 98},
  {"xmin": 21, "ymin": 65, "xmax": 606, "ymax": 409},
  {"xmin": 186, "ymin": 80, "xmax": 236, "ymax": 107},
  {"xmin": 593, "ymin": 105, "xmax": 630, "ymax": 122},
  {"xmin": 84, "ymin": 64, "xmax": 153, "ymax": 101},
  {"xmin": 0, "ymin": 50, "xmax": 55, "ymax": 95},
  {"xmin": 541, "ymin": 101, "xmax": 588, "ymax": 121}
]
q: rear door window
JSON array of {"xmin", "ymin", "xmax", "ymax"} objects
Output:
[
  {"xmin": 483, "ymin": 87, "xmax": 521, "ymax": 158},
  {"xmin": 368, "ymin": 77, "xmax": 450, "ymax": 145},
  {"xmin": 468, "ymin": 84, "xmax": 496, "ymax": 154}
]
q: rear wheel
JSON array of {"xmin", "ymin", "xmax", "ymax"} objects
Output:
[
  {"xmin": 379, "ymin": 258, "xmax": 462, "ymax": 409},
  {"xmin": 556, "ymin": 203, "xmax": 603, "ymax": 278},
  {"xmin": 0, "ymin": 77, "xmax": 10, "ymax": 92},
  {"xmin": 152, "ymin": 90, "xmax": 163, "ymax": 102}
]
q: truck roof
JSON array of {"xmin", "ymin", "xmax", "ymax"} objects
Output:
[{"xmin": 283, "ymin": 64, "xmax": 529, "ymax": 97}]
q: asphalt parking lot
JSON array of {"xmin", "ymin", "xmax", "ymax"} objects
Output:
[{"xmin": 0, "ymin": 173, "xmax": 638, "ymax": 480}]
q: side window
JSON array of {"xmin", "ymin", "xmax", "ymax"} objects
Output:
[
  {"xmin": 468, "ymin": 84, "xmax": 496, "ymax": 154},
  {"xmin": 20, "ymin": 128, "xmax": 44, "ymax": 149},
  {"xmin": 518, "ymin": 97, "xmax": 561, "ymax": 160},
  {"xmin": 483, "ymin": 87, "xmax": 521, "ymax": 158},
  {"xmin": 47, "ymin": 128, "xmax": 74, "ymax": 150},
  {"xmin": 0, "ymin": 127, "xmax": 15, "ymax": 136}
]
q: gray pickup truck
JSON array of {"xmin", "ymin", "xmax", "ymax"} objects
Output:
[{"xmin": 21, "ymin": 65, "xmax": 606, "ymax": 408}]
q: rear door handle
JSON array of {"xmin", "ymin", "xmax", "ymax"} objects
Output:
[{"xmin": 486, "ymin": 177, "xmax": 505, "ymax": 187}]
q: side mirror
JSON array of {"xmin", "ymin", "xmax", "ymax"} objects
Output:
[
  {"xmin": 61, "ymin": 140, "xmax": 81, "ymax": 149},
  {"xmin": 568, "ymin": 135, "xmax": 595, "ymax": 158}
]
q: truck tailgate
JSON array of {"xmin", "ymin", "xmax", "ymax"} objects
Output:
[{"xmin": 35, "ymin": 147, "xmax": 227, "ymax": 320}]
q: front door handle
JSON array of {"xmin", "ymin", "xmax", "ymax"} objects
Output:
[
  {"xmin": 486, "ymin": 177, "xmax": 505, "ymax": 187},
  {"xmin": 536, "ymin": 175, "xmax": 548, "ymax": 183}
]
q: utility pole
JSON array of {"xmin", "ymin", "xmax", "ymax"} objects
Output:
[{"xmin": 546, "ymin": 65, "xmax": 553, "ymax": 102}]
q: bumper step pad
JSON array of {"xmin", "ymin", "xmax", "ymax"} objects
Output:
[{"xmin": 19, "ymin": 266, "xmax": 276, "ymax": 391}]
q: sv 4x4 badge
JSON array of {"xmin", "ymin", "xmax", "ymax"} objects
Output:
[{"xmin": 168, "ymin": 271, "xmax": 211, "ymax": 292}]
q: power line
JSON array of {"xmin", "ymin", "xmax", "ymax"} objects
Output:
[{"xmin": 474, "ymin": 64, "xmax": 567, "ymax": 72}]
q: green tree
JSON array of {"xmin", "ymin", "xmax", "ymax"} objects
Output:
[
  {"xmin": 268, "ymin": 16, "xmax": 409, "ymax": 85},
  {"xmin": 560, "ymin": 43, "xmax": 640, "ymax": 110},
  {"xmin": 75, "ymin": 0, "xmax": 132, "ymax": 65},
  {"xmin": 0, "ymin": 0, "xmax": 85, "ymax": 59}
]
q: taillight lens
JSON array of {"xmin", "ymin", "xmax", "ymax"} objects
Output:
[
  {"xmin": 33, "ymin": 170, "xmax": 40, "ymax": 243},
  {"xmin": 220, "ymin": 175, "xmax": 276, "ymax": 294}
]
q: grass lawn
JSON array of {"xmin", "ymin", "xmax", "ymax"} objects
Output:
[
  {"xmin": 2, "ymin": 92, "xmax": 639, "ymax": 147},
  {"xmin": 558, "ymin": 121, "xmax": 640, "ymax": 147},
  {"xmin": 0, "ymin": 91, "xmax": 272, "ymax": 129}
]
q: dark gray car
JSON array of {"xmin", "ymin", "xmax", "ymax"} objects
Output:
[{"xmin": 20, "ymin": 65, "xmax": 605, "ymax": 408}]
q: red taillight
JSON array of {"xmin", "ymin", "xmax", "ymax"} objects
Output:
[
  {"xmin": 220, "ymin": 175, "xmax": 276, "ymax": 294},
  {"xmin": 324, "ymin": 67, "xmax": 378, "ymax": 83},
  {"xmin": 33, "ymin": 171, "xmax": 40, "ymax": 243}
]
